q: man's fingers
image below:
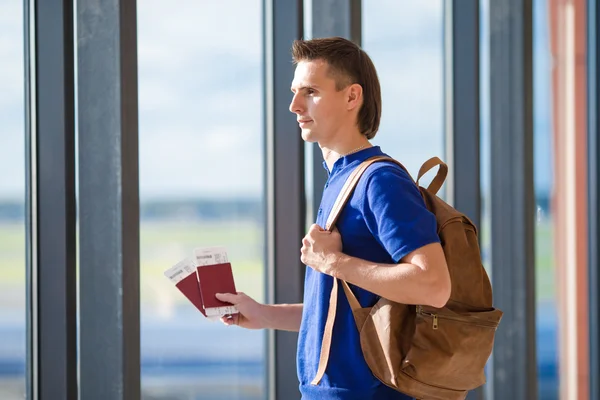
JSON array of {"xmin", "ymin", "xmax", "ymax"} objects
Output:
[
  {"xmin": 309, "ymin": 223, "xmax": 324, "ymax": 233},
  {"xmin": 220, "ymin": 314, "xmax": 238, "ymax": 326}
]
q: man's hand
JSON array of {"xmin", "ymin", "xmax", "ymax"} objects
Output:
[
  {"xmin": 215, "ymin": 292, "xmax": 266, "ymax": 329},
  {"xmin": 300, "ymin": 224, "xmax": 343, "ymax": 276},
  {"xmin": 215, "ymin": 293, "xmax": 304, "ymax": 332}
]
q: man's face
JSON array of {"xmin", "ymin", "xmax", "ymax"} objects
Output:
[{"xmin": 289, "ymin": 60, "xmax": 350, "ymax": 145}]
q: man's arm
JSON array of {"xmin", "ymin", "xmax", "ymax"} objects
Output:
[
  {"xmin": 215, "ymin": 292, "xmax": 303, "ymax": 332},
  {"xmin": 301, "ymin": 223, "xmax": 451, "ymax": 308},
  {"xmin": 262, "ymin": 303, "xmax": 303, "ymax": 332},
  {"xmin": 331, "ymin": 242, "xmax": 451, "ymax": 308}
]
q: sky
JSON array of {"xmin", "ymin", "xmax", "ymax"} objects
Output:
[{"xmin": 0, "ymin": 0, "xmax": 553, "ymax": 202}]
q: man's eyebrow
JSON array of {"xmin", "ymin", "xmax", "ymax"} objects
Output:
[{"xmin": 291, "ymin": 85, "xmax": 319, "ymax": 92}]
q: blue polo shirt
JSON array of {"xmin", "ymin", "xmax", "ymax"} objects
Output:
[{"xmin": 297, "ymin": 146, "xmax": 440, "ymax": 400}]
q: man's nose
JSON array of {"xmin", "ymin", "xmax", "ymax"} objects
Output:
[{"xmin": 289, "ymin": 94, "xmax": 304, "ymax": 114}]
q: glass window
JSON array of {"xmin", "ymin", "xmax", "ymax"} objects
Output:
[
  {"xmin": 137, "ymin": 1, "xmax": 266, "ymax": 399},
  {"xmin": 479, "ymin": 1, "xmax": 493, "ymax": 394},
  {"xmin": 534, "ymin": 1, "xmax": 560, "ymax": 397},
  {"xmin": 0, "ymin": 2, "xmax": 26, "ymax": 399},
  {"xmin": 479, "ymin": 0, "xmax": 491, "ymax": 276},
  {"xmin": 362, "ymin": 0, "xmax": 445, "ymax": 187}
]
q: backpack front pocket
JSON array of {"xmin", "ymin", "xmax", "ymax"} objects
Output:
[{"xmin": 400, "ymin": 306, "xmax": 502, "ymax": 391}]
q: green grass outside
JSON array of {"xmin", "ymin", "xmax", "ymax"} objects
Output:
[
  {"xmin": 0, "ymin": 223, "xmax": 25, "ymax": 285},
  {"xmin": 0, "ymin": 218, "xmax": 557, "ymax": 312},
  {"xmin": 139, "ymin": 221, "xmax": 265, "ymax": 304}
]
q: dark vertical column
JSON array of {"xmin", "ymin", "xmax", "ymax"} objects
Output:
[
  {"xmin": 77, "ymin": 0, "xmax": 140, "ymax": 398},
  {"xmin": 445, "ymin": 0, "xmax": 481, "ymax": 226},
  {"xmin": 264, "ymin": 0, "xmax": 304, "ymax": 399},
  {"xmin": 489, "ymin": 0, "xmax": 537, "ymax": 399},
  {"xmin": 444, "ymin": 2, "xmax": 483, "ymax": 398},
  {"xmin": 25, "ymin": 0, "xmax": 77, "ymax": 398}
]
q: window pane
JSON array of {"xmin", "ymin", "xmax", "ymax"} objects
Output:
[
  {"xmin": 137, "ymin": 2, "xmax": 266, "ymax": 399},
  {"xmin": 479, "ymin": 1, "xmax": 492, "ymax": 272},
  {"xmin": 534, "ymin": 1, "xmax": 560, "ymax": 397},
  {"xmin": 362, "ymin": 0, "xmax": 445, "ymax": 187},
  {"xmin": 0, "ymin": 3, "xmax": 26, "ymax": 399},
  {"xmin": 479, "ymin": 1, "xmax": 493, "ymax": 394}
]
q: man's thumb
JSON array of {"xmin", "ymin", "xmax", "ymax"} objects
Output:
[{"xmin": 215, "ymin": 292, "xmax": 237, "ymax": 304}]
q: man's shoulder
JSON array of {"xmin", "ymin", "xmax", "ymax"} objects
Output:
[
  {"xmin": 353, "ymin": 158, "xmax": 430, "ymax": 218},
  {"xmin": 357, "ymin": 159, "xmax": 415, "ymax": 193}
]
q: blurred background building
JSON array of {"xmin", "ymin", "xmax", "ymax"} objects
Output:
[{"xmin": 0, "ymin": 0, "xmax": 598, "ymax": 399}]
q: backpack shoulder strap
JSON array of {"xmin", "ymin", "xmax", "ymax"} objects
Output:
[
  {"xmin": 416, "ymin": 156, "xmax": 448, "ymax": 196},
  {"xmin": 312, "ymin": 155, "xmax": 407, "ymax": 386},
  {"xmin": 324, "ymin": 155, "xmax": 408, "ymax": 232},
  {"xmin": 325, "ymin": 155, "xmax": 448, "ymax": 231}
]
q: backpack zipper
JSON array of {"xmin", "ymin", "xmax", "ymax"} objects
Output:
[
  {"xmin": 416, "ymin": 305, "xmax": 497, "ymax": 330},
  {"xmin": 416, "ymin": 306, "xmax": 439, "ymax": 329}
]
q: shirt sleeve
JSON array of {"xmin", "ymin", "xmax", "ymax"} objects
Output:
[{"xmin": 361, "ymin": 164, "xmax": 440, "ymax": 263}]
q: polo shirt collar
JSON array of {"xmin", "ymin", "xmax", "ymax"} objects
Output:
[{"xmin": 322, "ymin": 145, "xmax": 385, "ymax": 174}]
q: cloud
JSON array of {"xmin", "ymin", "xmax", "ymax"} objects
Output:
[
  {"xmin": 137, "ymin": 0, "xmax": 262, "ymax": 60},
  {"xmin": 139, "ymin": 86, "xmax": 263, "ymax": 141},
  {"xmin": 139, "ymin": 124, "xmax": 263, "ymax": 199},
  {"xmin": 362, "ymin": 0, "xmax": 443, "ymax": 44},
  {"xmin": 7, "ymin": 1, "xmax": 554, "ymax": 201},
  {"xmin": 0, "ymin": 3, "xmax": 25, "ymax": 199},
  {"xmin": 0, "ymin": 132, "xmax": 25, "ymax": 197},
  {"xmin": 0, "ymin": 3, "xmax": 24, "ymax": 110},
  {"xmin": 364, "ymin": 3, "xmax": 445, "ymax": 170}
]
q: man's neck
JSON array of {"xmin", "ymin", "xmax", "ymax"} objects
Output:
[{"xmin": 321, "ymin": 138, "xmax": 372, "ymax": 172}]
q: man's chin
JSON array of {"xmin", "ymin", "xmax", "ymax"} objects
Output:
[{"xmin": 301, "ymin": 130, "xmax": 318, "ymax": 143}]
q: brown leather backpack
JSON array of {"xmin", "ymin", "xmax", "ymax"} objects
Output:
[{"xmin": 311, "ymin": 156, "xmax": 503, "ymax": 400}]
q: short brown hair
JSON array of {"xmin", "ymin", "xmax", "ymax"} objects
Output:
[{"xmin": 291, "ymin": 37, "xmax": 382, "ymax": 140}]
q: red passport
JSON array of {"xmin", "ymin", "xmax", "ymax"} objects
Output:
[
  {"xmin": 176, "ymin": 270, "xmax": 206, "ymax": 316},
  {"xmin": 196, "ymin": 262, "xmax": 238, "ymax": 316},
  {"xmin": 164, "ymin": 258, "xmax": 207, "ymax": 316},
  {"xmin": 165, "ymin": 255, "xmax": 238, "ymax": 318}
]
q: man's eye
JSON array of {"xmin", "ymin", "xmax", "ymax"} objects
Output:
[{"xmin": 306, "ymin": 89, "xmax": 315, "ymax": 95}]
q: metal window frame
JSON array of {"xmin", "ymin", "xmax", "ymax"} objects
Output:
[
  {"xmin": 309, "ymin": 0, "xmax": 362, "ymax": 222},
  {"xmin": 444, "ymin": 0, "xmax": 481, "ymax": 226},
  {"xmin": 77, "ymin": 1, "xmax": 140, "ymax": 399},
  {"xmin": 443, "ymin": 1, "xmax": 483, "ymax": 399},
  {"xmin": 25, "ymin": 0, "xmax": 78, "ymax": 398},
  {"xmin": 488, "ymin": 0, "xmax": 537, "ymax": 399},
  {"xmin": 264, "ymin": 1, "xmax": 305, "ymax": 399},
  {"xmin": 587, "ymin": 0, "xmax": 599, "ymax": 398}
]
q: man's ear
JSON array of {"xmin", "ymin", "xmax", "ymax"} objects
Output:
[{"xmin": 346, "ymin": 83, "xmax": 363, "ymax": 111}]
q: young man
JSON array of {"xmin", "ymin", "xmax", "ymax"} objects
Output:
[{"xmin": 216, "ymin": 37, "xmax": 451, "ymax": 399}]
